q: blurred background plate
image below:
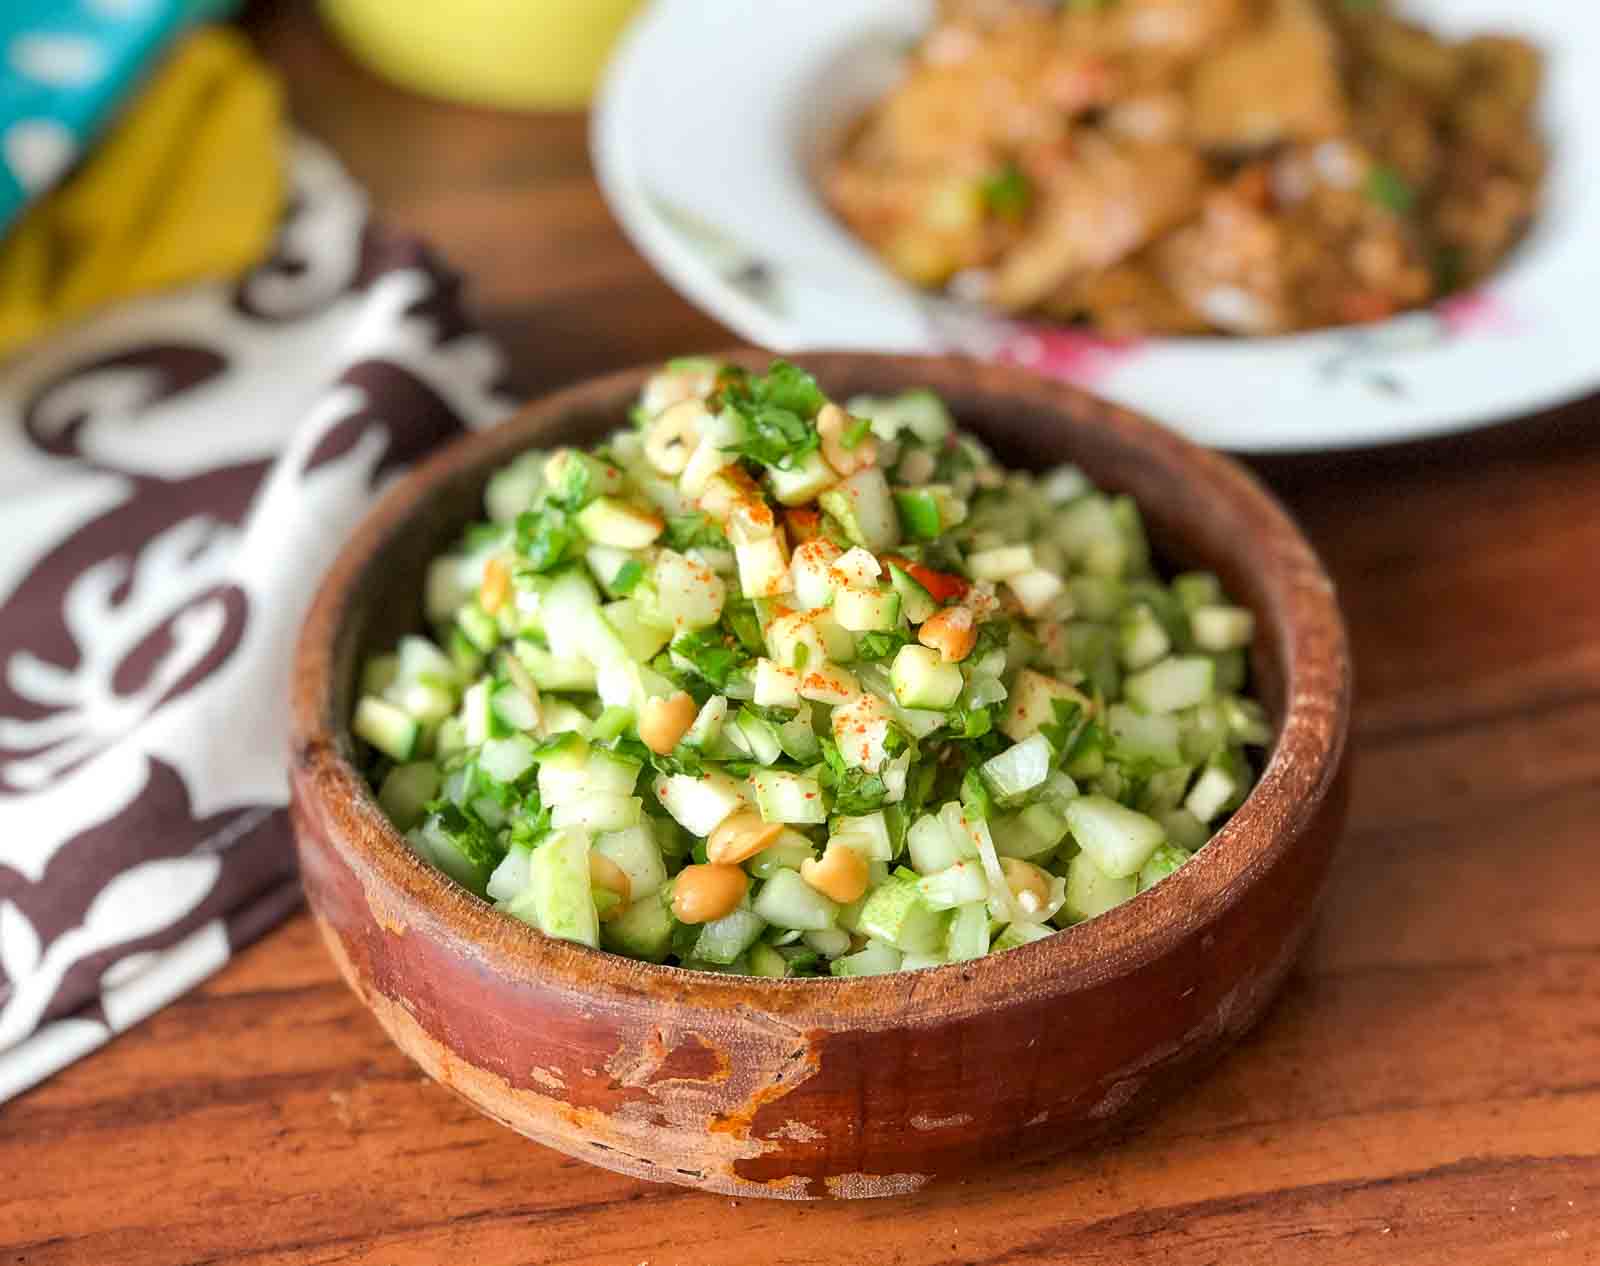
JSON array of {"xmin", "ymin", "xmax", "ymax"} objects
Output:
[{"xmin": 593, "ymin": 0, "xmax": 1600, "ymax": 453}]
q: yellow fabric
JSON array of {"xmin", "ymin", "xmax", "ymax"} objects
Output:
[{"xmin": 0, "ymin": 28, "xmax": 286, "ymax": 359}]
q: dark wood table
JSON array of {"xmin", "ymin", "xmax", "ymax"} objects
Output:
[{"xmin": 5, "ymin": 8, "xmax": 1598, "ymax": 1264}]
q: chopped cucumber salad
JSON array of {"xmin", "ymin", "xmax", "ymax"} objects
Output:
[{"xmin": 353, "ymin": 358, "xmax": 1270, "ymax": 977}]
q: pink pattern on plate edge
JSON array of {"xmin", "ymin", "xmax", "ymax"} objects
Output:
[
  {"xmin": 994, "ymin": 325, "xmax": 1143, "ymax": 386},
  {"xmin": 1436, "ymin": 289, "xmax": 1522, "ymax": 338}
]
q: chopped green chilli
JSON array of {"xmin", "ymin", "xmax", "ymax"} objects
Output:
[{"xmin": 352, "ymin": 359, "xmax": 1269, "ymax": 975}]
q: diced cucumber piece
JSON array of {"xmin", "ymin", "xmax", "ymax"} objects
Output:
[
  {"xmin": 777, "ymin": 714, "xmax": 822, "ymax": 763},
  {"xmin": 1055, "ymin": 495, "xmax": 1128, "ymax": 577},
  {"xmin": 1155, "ymin": 807, "xmax": 1210, "ymax": 851},
  {"xmin": 980, "ymin": 732, "xmax": 1053, "ymax": 801},
  {"xmin": 749, "ymin": 769, "xmax": 827, "ymax": 825},
  {"xmin": 818, "ymin": 468, "xmax": 900, "ymax": 552},
  {"xmin": 593, "ymin": 824, "xmax": 669, "ymax": 901},
  {"xmin": 764, "ymin": 449, "xmax": 837, "ymax": 506},
  {"xmin": 648, "ymin": 549, "xmax": 726, "ymax": 632},
  {"xmin": 832, "ymin": 811, "xmax": 892, "ymax": 861},
  {"xmin": 747, "ymin": 830, "xmax": 818, "ymax": 878},
  {"xmin": 748, "ymin": 941, "xmax": 790, "ymax": 978},
  {"xmin": 1191, "ymin": 604, "xmax": 1256, "ymax": 652},
  {"xmin": 967, "ymin": 545, "xmax": 1035, "ymax": 581},
  {"xmin": 752, "ymin": 659, "xmax": 801, "ymax": 709},
  {"xmin": 1173, "ymin": 572, "xmax": 1223, "ymax": 612},
  {"xmin": 1124, "ymin": 656, "xmax": 1216, "ymax": 714},
  {"xmin": 790, "ymin": 538, "xmax": 841, "ymax": 609},
  {"xmin": 732, "ymin": 709, "xmax": 785, "ymax": 766},
  {"xmin": 1064, "ymin": 795, "xmax": 1166, "ymax": 879},
  {"xmin": 864, "ymin": 877, "xmax": 947, "ymax": 953},
  {"xmin": 601, "ymin": 890, "xmax": 674, "ymax": 962},
  {"xmin": 829, "ymin": 939, "xmax": 903, "ymax": 977},
  {"xmin": 523, "ymin": 830, "xmax": 599, "ymax": 949},
  {"xmin": 830, "ymin": 693, "xmax": 894, "ymax": 773},
  {"xmin": 354, "ymin": 697, "xmax": 418, "ymax": 761},
  {"xmin": 693, "ymin": 908, "xmax": 768, "ymax": 965},
  {"xmin": 1185, "ymin": 757, "xmax": 1243, "ymax": 824},
  {"xmin": 887, "ymin": 563, "xmax": 938, "ymax": 625},
  {"xmin": 514, "ymin": 641, "xmax": 597, "ymax": 693},
  {"xmin": 945, "ymin": 901, "xmax": 991, "ymax": 961},
  {"xmin": 990, "ymin": 920, "xmax": 1055, "ymax": 954},
  {"xmin": 1061, "ymin": 853, "xmax": 1137, "ymax": 923},
  {"xmin": 994, "ymin": 805, "xmax": 1067, "ymax": 860},
  {"xmin": 907, "ymin": 812, "xmax": 975, "ymax": 874},
  {"xmin": 917, "ymin": 861, "xmax": 989, "ymax": 911},
  {"xmin": 803, "ymin": 927, "xmax": 852, "ymax": 958},
  {"xmin": 396, "ymin": 679, "xmax": 457, "ymax": 725},
  {"xmin": 1138, "ymin": 843, "xmax": 1194, "ymax": 892},
  {"xmin": 551, "ymin": 794, "xmax": 642, "ymax": 832},
  {"xmin": 396, "ymin": 640, "xmax": 460, "ymax": 688},
  {"xmin": 602, "ymin": 598, "xmax": 673, "ymax": 662},
  {"xmin": 575, "ymin": 495, "xmax": 661, "ymax": 549},
  {"xmin": 1222, "ymin": 696, "xmax": 1273, "ymax": 747},
  {"xmin": 1000, "ymin": 670, "xmax": 1091, "ymax": 743},
  {"xmin": 1210, "ymin": 649, "xmax": 1248, "ymax": 694},
  {"xmin": 362, "ymin": 653, "xmax": 399, "ymax": 698},
  {"xmin": 1119, "ymin": 604, "xmax": 1172, "ymax": 670},
  {"xmin": 752, "ymin": 867, "xmax": 840, "ymax": 930},
  {"xmin": 1106, "ymin": 703, "xmax": 1184, "ymax": 769},
  {"xmin": 848, "ymin": 389, "xmax": 952, "ymax": 445},
  {"xmin": 890, "ymin": 644, "xmax": 964, "ymax": 710},
  {"xmin": 682, "ymin": 694, "xmax": 728, "ymax": 749},
  {"xmin": 457, "ymin": 602, "xmax": 500, "ymax": 654},
  {"xmin": 486, "ymin": 842, "xmax": 533, "ymax": 903},
  {"xmin": 490, "ymin": 681, "xmax": 538, "ymax": 733},
  {"xmin": 480, "ymin": 733, "xmax": 537, "ymax": 784},
  {"xmin": 735, "ymin": 535, "xmax": 792, "ymax": 599},
  {"xmin": 1006, "ymin": 569, "xmax": 1067, "ymax": 618},
  {"xmin": 1139, "ymin": 764, "xmax": 1197, "ymax": 815},
  {"xmin": 654, "ymin": 770, "xmax": 746, "ymax": 836},
  {"xmin": 377, "ymin": 762, "xmax": 439, "ymax": 830},
  {"xmin": 833, "ymin": 586, "xmax": 901, "ymax": 633}
]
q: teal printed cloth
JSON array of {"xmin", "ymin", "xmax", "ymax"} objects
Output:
[{"xmin": 0, "ymin": 0, "xmax": 238, "ymax": 234}]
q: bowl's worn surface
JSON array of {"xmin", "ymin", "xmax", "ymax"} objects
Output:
[{"xmin": 290, "ymin": 352, "xmax": 1351, "ymax": 1199}]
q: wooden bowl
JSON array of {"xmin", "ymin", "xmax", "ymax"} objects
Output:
[{"xmin": 290, "ymin": 352, "xmax": 1351, "ymax": 1200}]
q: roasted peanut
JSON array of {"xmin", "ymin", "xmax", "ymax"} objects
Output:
[
  {"xmin": 671, "ymin": 863, "xmax": 749, "ymax": 924},
  {"xmin": 589, "ymin": 852, "xmax": 632, "ymax": 922},
  {"xmin": 800, "ymin": 839, "xmax": 871, "ymax": 904},
  {"xmin": 645, "ymin": 398, "xmax": 706, "ymax": 475},
  {"xmin": 639, "ymin": 691, "xmax": 698, "ymax": 755},
  {"xmin": 478, "ymin": 555, "xmax": 511, "ymax": 614},
  {"xmin": 917, "ymin": 605, "xmax": 978, "ymax": 662},
  {"xmin": 817, "ymin": 402, "xmax": 878, "ymax": 477},
  {"xmin": 1000, "ymin": 858, "xmax": 1053, "ymax": 918},
  {"xmin": 706, "ymin": 811, "xmax": 784, "ymax": 865}
]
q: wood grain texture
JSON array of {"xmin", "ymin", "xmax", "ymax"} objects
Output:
[{"xmin": 2, "ymin": 2, "xmax": 1597, "ymax": 1260}]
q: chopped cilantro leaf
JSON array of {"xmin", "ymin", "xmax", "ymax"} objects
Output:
[
  {"xmin": 1366, "ymin": 165, "xmax": 1416, "ymax": 215},
  {"xmin": 717, "ymin": 361, "xmax": 824, "ymax": 471},
  {"xmin": 611, "ymin": 559, "xmax": 644, "ymax": 594},
  {"xmin": 515, "ymin": 506, "xmax": 577, "ymax": 572},
  {"xmin": 853, "ymin": 629, "xmax": 910, "ymax": 662},
  {"xmin": 981, "ymin": 161, "xmax": 1032, "ymax": 220},
  {"xmin": 960, "ymin": 767, "xmax": 993, "ymax": 821},
  {"xmin": 664, "ymin": 513, "xmax": 727, "ymax": 552},
  {"xmin": 671, "ymin": 628, "xmax": 742, "ymax": 689}
]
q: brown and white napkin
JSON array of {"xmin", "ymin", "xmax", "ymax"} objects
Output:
[{"xmin": 0, "ymin": 139, "xmax": 514, "ymax": 1100}]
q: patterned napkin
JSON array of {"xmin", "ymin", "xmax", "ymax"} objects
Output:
[{"xmin": 0, "ymin": 139, "xmax": 514, "ymax": 1101}]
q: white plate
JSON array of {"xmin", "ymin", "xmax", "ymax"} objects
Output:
[{"xmin": 594, "ymin": 0, "xmax": 1600, "ymax": 452}]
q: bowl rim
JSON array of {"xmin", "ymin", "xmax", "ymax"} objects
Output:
[{"xmin": 291, "ymin": 350, "xmax": 1351, "ymax": 1028}]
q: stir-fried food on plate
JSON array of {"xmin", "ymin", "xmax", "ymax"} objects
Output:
[{"xmin": 824, "ymin": 0, "xmax": 1545, "ymax": 336}]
